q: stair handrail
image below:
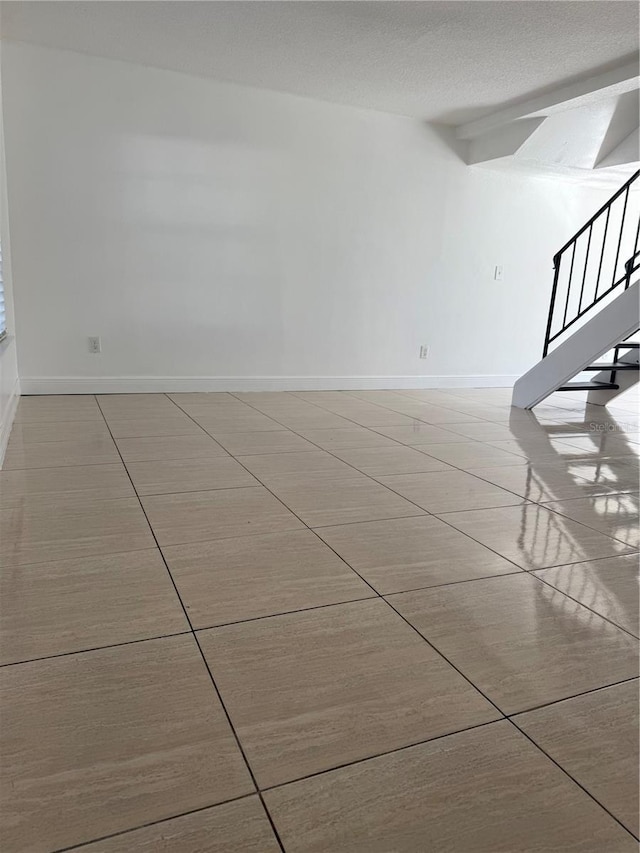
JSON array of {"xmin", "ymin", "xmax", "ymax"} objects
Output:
[{"xmin": 543, "ymin": 169, "xmax": 640, "ymax": 357}]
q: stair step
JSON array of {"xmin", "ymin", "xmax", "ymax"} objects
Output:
[
  {"xmin": 558, "ymin": 382, "xmax": 620, "ymax": 391},
  {"xmin": 617, "ymin": 341, "xmax": 639, "ymax": 348},
  {"xmin": 584, "ymin": 363, "xmax": 640, "ymax": 371}
]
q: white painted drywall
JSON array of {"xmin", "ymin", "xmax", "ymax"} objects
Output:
[
  {"xmin": 1, "ymin": 42, "xmax": 614, "ymax": 393},
  {"xmin": 0, "ymin": 42, "xmax": 19, "ymax": 460}
]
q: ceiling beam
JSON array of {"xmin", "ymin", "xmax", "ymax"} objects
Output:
[
  {"xmin": 466, "ymin": 117, "xmax": 546, "ymax": 165},
  {"xmin": 596, "ymin": 128, "xmax": 640, "ymax": 169},
  {"xmin": 594, "ymin": 91, "xmax": 639, "ymax": 167},
  {"xmin": 456, "ymin": 59, "xmax": 639, "ymax": 140}
]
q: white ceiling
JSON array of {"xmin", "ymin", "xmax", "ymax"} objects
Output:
[{"xmin": 0, "ymin": 1, "xmax": 638, "ymax": 124}]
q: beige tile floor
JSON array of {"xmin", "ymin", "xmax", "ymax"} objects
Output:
[{"xmin": 0, "ymin": 387, "xmax": 638, "ymax": 852}]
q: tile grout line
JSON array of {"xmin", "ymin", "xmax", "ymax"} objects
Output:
[
  {"xmin": 45, "ymin": 674, "xmax": 640, "ymax": 852},
  {"xmin": 175, "ymin": 401, "xmax": 548, "ymax": 720},
  {"xmin": 0, "ymin": 544, "xmax": 159, "ymax": 573},
  {"xmin": 288, "ymin": 392, "xmax": 635, "ymax": 568},
  {"xmin": 6, "ymin": 547, "xmax": 636, "ymax": 668},
  {"xmin": 221, "ymin": 393, "xmax": 539, "ymax": 565},
  {"xmin": 528, "ymin": 571, "xmax": 640, "ymax": 641},
  {"xmin": 214, "ymin": 392, "xmax": 640, "ymax": 836},
  {"xmin": 224, "ymin": 391, "xmax": 636, "ymax": 597},
  {"xmin": 506, "ymin": 716, "xmax": 640, "ymax": 842},
  {"xmin": 323, "ymin": 393, "xmax": 640, "ymax": 839},
  {"xmin": 506, "ymin": 675, "xmax": 640, "ymax": 718},
  {"xmin": 339, "ymin": 389, "xmax": 518, "ymax": 427},
  {"xmin": 0, "ymin": 629, "xmax": 193, "ymax": 669},
  {"xmin": 166, "ymin": 394, "xmax": 539, "ymax": 835},
  {"xmin": 10, "ymin": 393, "xmax": 635, "ymax": 647},
  {"xmin": 11, "ymin": 391, "xmax": 638, "ymax": 848},
  {"xmin": 49, "ymin": 792, "xmax": 258, "ymax": 853},
  {"xmin": 215, "ymin": 398, "xmax": 541, "ymax": 585},
  {"xmin": 541, "ymin": 496, "xmax": 639, "ymax": 549},
  {"xmin": 221, "ymin": 394, "xmax": 638, "ymax": 645},
  {"xmin": 3, "ymin": 460, "xmax": 129, "ymax": 472},
  {"xmin": 337, "ymin": 387, "xmax": 639, "ymax": 467},
  {"xmin": 94, "ymin": 395, "xmax": 288, "ymax": 853},
  {"xmin": 22, "ymin": 402, "xmax": 632, "ymax": 800},
  {"xmin": 257, "ymin": 717, "xmax": 503, "ymax": 792}
]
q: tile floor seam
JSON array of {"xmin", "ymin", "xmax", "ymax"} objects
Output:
[
  {"xmin": 342, "ymin": 388, "xmax": 534, "ymax": 428},
  {"xmin": 0, "ymin": 629, "xmax": 193, "ymax": 669},
  {"xmin": 432, "ymin": 509, "xmax": 637, "ymax": 573},
  {"xmin": 306, "ymin": 504, "xmax": 520, "ymax": 525},
  {"xmin": 506, "ymin": 676, "xmax": 640, "ymax": 718},
  {"xmin": 225, "ymin": 393, "xmax": 539, "ymax": 570},
  {"xmin": 94, "ymin": 395, "xmax": 288, "ymax": 853},
  {"xmin": 0, "ymin": 558, "xmax": 552, "ymax": 674},
  {"xmin": 50, "ymin": 714, "xmax": 570, "ymax": 853},
  {"xmin": 368, "ymin": 425, "xmax": 527, "ymax": 457},
  {"xmin": 15, "ymin": 550, "xmax": 636, "ymax": 672},
  {"xmin": 256, "ymin": 717, "xmax": 504, "ymax": 793},
  {"xmin": 188, "ymin": 593, "xmax": 377, "ymax": 631},
  {"xmin": 542, "ymin": 497, "xmax": 640, "ymax": 548},
  {"xmin": 528, "ymin": 571, "xmax": 640, "ymax": 640},
  {"xmin": 240, "ymin": 394, "xmax": 633, "ymax": 525},
  {"xmin": 48, "ymin": 793, "xmax": 259, "ymax": 853},
  {"xmin": 1, "ymin": 459, "xmax": 123, "ymax": 472},
  {"xmin": 341, "ymin": 389, "xmax": 510, "ymax": 426},
  {"xmin": 344, "ymin": 388, "xmax": 640, "ymax": 441},
  {"xmin": 463, "ymin": 464, "xmax": 630, "ymax": 498},
  {"xmin": 120, "ymin": 482, "xmax": 262, "ymax": 498},
  {"xmin": 383, "ymin": 575, "xmax": 640, "ymax": 715},
  {"xmin": 506, "ymin": 716, "xmax": 640, "ymax": 843},
  {"xmin": 224, "ymin": 392, "xmax": 634, "ymax": 618},
  {"xmin": 538, "ymin": 487, "xmax": 639, "ymax": 503},
  {"xmin": 534, "ymin": 549, "xmax": 639, "ymax": 569},
  {"xmin": 270, "ymin": 390, "xmax": 495, "ymax": 440},
  {"xmin": 0, "ymin": 544, "xmax": 159, "ymax": 572},
  {"xmin": 7, "ymin": 390, "xmax": 637, "ymax": 852},
  {"xmin": 4, "ymin": 433, "xmax": 113, "ymax": 445},
  {"xmin": 9, "ymin": 399, "xmax": 633, "ymax": 604},
  {"xmin": 382, "ymin": 578, "xmax": 640, "ymax": 716},
  {"xmin": 172, "ymin": 397, "xmax": 523, "ymax": 750}
]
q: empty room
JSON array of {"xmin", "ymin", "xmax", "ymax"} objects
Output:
[{"xmin": 0, "ymin": 2, "xmax": 638, "ymax": 851}]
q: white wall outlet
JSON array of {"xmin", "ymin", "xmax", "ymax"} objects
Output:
[
  {"xmin": 494, "ymin": 265, "xmax": 504, "ymax": 281},
  {"xmin": 419, "ymin": 345, "xmax": 430, "ymax": 359},
  {"xmin": 88, "ymin": 336, "xmax": 101, "ymax": 354}
]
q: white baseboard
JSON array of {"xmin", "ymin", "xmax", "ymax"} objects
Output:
[
  {"xmin": 0, "ymin": 377, "xmax": 21, "ymax": 468},
  {"xmin": 19, "ymin": 375, "xmax": 519, "ymax": 395}
]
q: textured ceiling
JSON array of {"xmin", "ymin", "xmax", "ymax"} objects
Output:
[{"xmin": 0, "ymin": 1, "xmax": 638, "ymax": 123}]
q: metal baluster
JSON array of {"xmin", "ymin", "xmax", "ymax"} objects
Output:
[
  {"xmin": 543, "ymin": 254, "xmax": 561, "ymax": 357},
  {"xmin": 628, "ymin": 214, "xmax": 640, "ymax": 290},
  {"xmin": 577, "ymin": 224, "xmax": 592, "ymax": 315},
  {"xmin": 562, "ymin": 241, "xmax": 577, "ymax": 329},
  {"xmin": 593, "ymin": 206, "xmax": 610, "ymax": 302},
  {"xmin": 610, "ymin": 186, "xmax": 629, "ymax": 287}
]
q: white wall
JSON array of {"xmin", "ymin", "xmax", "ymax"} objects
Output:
[
  {"xmin": 0, "ymin": 42, "xmax": 20, "ymax": 460},
  {"xmin": 1, "ymin": 41, "xmax": 612, "ymax": 393}
]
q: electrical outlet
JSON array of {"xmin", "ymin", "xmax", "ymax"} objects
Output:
[
  {"xmin": 88, "ymin": 336, "xmax": 101, "ymax": 354},
  {"xmin": 419, "ymin": 345, "xmax": 430, "ymax": 359},
  {"xmin": 494, "ymin": 265, "xmax": 504, "ymax": 281}
]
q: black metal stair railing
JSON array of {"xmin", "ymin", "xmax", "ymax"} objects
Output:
[{"xmin": 543, "ymin": 169, "xmax": 640, "ymax": 357}]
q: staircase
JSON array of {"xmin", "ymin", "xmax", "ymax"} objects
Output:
[{"xmin": 512, "ymin": 170, "xmax": 640, "ymax": 409}]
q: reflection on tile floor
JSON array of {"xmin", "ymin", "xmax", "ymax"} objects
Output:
[{"xmin": 1, "ymin": 387, "xmax": 638, "ymax": 851}]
